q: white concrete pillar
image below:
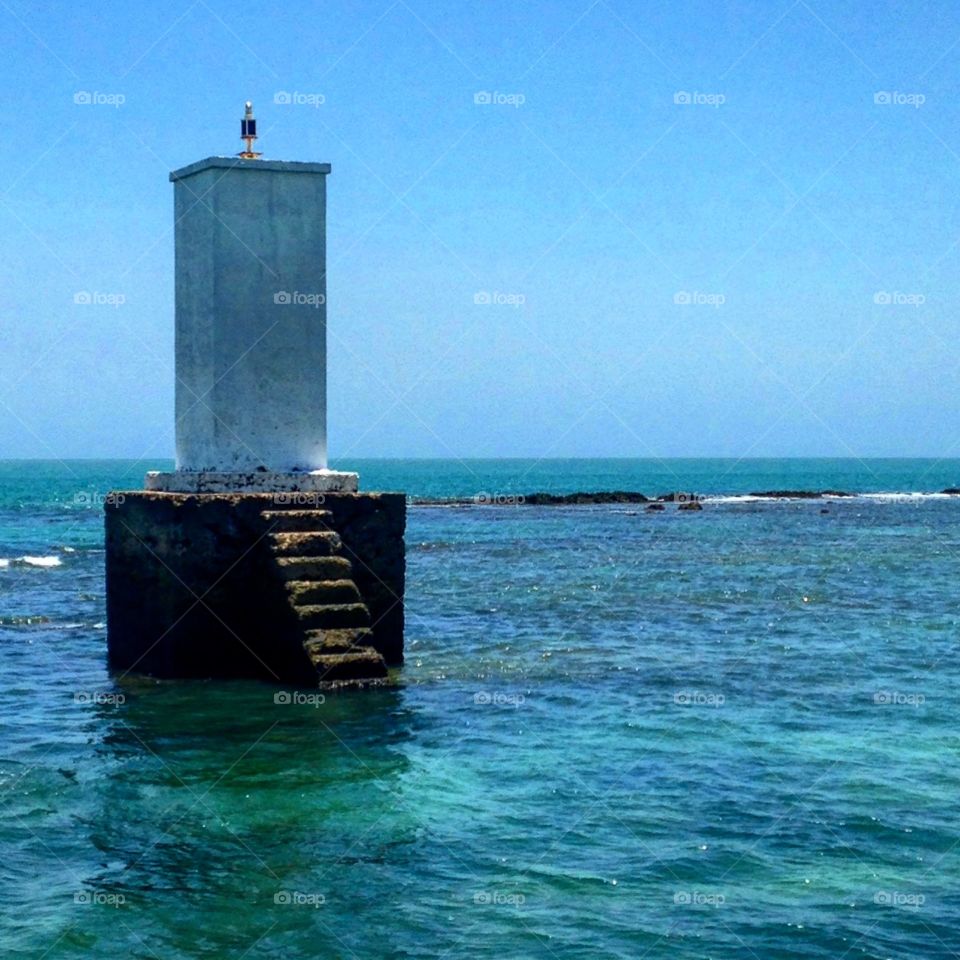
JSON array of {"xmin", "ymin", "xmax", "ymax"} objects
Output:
[{"xmin": 147, "ymin": 156, "xmax": 357, "ymax": 494}]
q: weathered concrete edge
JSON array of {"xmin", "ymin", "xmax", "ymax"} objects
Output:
[
  {"xmin": 170, "ymin": 156, "xmax": 332, "ymax": 181},
  {"xmin": 114, "ymin": 489, "xmax": 402, "ymax": 502},
  {"xmin": 145, "ymin": 471, "xmax": 359, "ymax": 494}
]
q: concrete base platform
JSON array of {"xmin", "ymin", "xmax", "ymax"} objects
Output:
[
  {"xmin": 105, "ymin": 491, "xmax": 404, "ymax": 686},
  {"xmin": 145, "ymin": 470, "xmax": 359, "ymax": 494}
]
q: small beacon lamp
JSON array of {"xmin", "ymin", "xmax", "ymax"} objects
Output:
[{"xmin": 238, "ymin": 101, "xmax": 262, "ymax": 159}]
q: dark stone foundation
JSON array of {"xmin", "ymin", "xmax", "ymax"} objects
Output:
[{"xmin": 105, "ymin": 491, "xmax": 405, "ymax": 686}]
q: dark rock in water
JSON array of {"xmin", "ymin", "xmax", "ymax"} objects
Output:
[
  {"xmin": 820, "ymin": 508, "xmax": 830, "ymax": 514},
  {"xmin": 942, "ymin": 488, "xmax": 960, "ymax": 495},
  {"xmin": 678, "ymin": 501, "xmax": 703, "ymax": 511},
  {"xmin": 748, "ymin": 490, "xmax": 854, "ymax": 499},
  {"xmin": 521, "ymin": 491, "xmax": 650, "ymax": 505},
  {"xmin": 646, "ymin": 503, "xmax": 665, "ymax": 512}
]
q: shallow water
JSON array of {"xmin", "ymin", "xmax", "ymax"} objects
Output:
[{"xmin": 1, "ymin": 460, "xmax": 959, "ymax": 958}]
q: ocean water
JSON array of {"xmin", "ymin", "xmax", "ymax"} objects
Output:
[{"xmin": 2, "ymin": 458, "xmax": 960, "ymax": 959}]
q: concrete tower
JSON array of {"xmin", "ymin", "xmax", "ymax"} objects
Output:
[
  {"xmin": 147, "ymin": 117, "xmax": 355, "ymax": 493},
  {"xmin": 106, "ymin": 105, "xmax": 404, "ymax": 686}
]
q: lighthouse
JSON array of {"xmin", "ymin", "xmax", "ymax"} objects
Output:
[
  {"xmin": 146, "ymin": 102, "xmax": 356, "ymax": 495},
  {"xmin": 105, "ymin": 105, "xmax": 405, "ymax": 686}
]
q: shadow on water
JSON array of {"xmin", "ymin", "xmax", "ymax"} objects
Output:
[{"xmin": 52, "ymin": 677, "xmax": 424, "ymax": 959}]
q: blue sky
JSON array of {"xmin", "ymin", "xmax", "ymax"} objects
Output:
[{"xmin": 2, "ymin": 0, "xmax": 960, "ymax": 460}]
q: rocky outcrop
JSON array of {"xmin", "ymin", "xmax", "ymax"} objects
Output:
[
  {"xmin": 415, "ymin": 491, "xmax": 650, "ymax": 506},
  {"xmin": 522, "ymin": 491, "xmax": 649, "ymax": 505}
]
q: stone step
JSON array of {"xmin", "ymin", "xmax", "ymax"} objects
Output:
[
  {"xmin": 261, "ymin": 509, "xmax": 333, "ymax": 531},
  {"xmin": 269, "ymin": 531, "xmax": 342, "ymax": 557},
  {"xmin": 304, "ymin": 627, "xmax": 375, "ymax": 654},
  {"xmin": 309, "ymin": 649, "xmax": 388, "ymax": 685},
  {"xmin": 287, "ymin": 579, "xmax": 361, "ymax": 605},
  {"xmin": 292, "ymin": 602, "xmax": 371, "ymax": 629},
  {"xmin": 273, "ymin": 556, "xmax": 353, "ymax": 582}
]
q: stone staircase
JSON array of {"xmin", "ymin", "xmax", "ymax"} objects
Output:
[{"xmin": 261, "ymin": 508, "xmax": 388, "ymax": 686}]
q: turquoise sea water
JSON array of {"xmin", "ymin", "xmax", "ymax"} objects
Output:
[{"xmin": 2, "ymin": 459, "xmax": 960, "ymax": 958}]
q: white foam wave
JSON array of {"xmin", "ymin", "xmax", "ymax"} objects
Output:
[
  {"xmin": 0, "ymin": 555, "xmax": 64, "ymax": 568},
  {"xmin": 705, "ymin": 492, "xmax": 957, "ymax": 504},
  {"xmin": 705, "ymin": 495, "xmax": 780, "ymax": 503},
  {"xmin": 859, "ymin": 492, "xmax": 952, "ymax": 502}
]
